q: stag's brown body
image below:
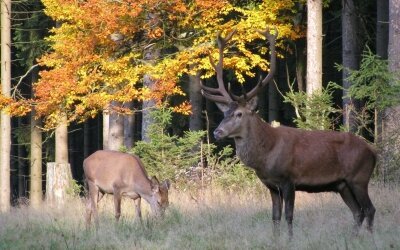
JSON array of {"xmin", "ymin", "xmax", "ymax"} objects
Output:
[
  {"xmin": 202, "ymin": 29, "xmax": 376, "ymax": 236},
  {"xmin": 83, "ymin": 150, "xmax": 170, "ymax": 227},
  {"xmin": 231, "ymin": 113, "xmax": 376, "ymax": 193}
]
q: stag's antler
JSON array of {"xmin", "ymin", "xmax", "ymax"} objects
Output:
[
  {"xmin": 243, "ymin": 27, "xmax": 278, "ymax": 101},
  {"xmin": 200, "ymin": 29, "xmax": 237, "ymax": 104},
  {"xmin": 201, "ymin": 27, "xmax": 277, "ymax": 104}
]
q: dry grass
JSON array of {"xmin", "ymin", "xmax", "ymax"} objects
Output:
[{"xmin": 0, "ymin": 182, "xmax": 399, "ymax": 249}]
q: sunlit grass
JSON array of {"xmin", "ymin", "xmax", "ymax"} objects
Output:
[{"xmin": 0, "ymin": 183, "xmax": 399, "ymax": 249}]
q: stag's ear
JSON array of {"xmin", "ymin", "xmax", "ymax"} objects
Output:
[
  {"xmin": 215, "ymin": 102, "xmax": 230, "ymax": 113},
  {"xmin": 246, "ymin": 97, "xmax": 258, "ymax": 112},
  {"xmin": 150, "ymin": 176, "xmax": 160, "ymax": 192}
]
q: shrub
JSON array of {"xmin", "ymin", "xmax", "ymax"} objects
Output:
[{"xmin": 131, "ymin": 107, "xmax": 258, "ymax": 189}]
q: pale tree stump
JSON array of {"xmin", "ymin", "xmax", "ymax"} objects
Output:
[{"xmin": 46, "ymin": 162, "xmax": 73, "ymax": 207}]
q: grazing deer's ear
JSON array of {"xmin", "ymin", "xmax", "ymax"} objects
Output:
[
  {"xmin": 215, "ymin": 102, "xmax": 230, "ymax": 113},
  {"xmin": 246, "ymin": 97, "xmax": 258, "ymax": 111},
  {"xmin": 162, "ymin": 180, "xmax": 171, "ymax": 190},
  {"xmin": 150, "ymin": 176, "xmax": 160, "ymax": 192}
]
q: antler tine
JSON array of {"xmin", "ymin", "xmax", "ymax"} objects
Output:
[
  {"xmin": 245, "ymin": 27, "xmax": 278, "ymax": 101},
  {"xmin": 201, "ymin": 29, "xmax": 237, "ymax": 103}
]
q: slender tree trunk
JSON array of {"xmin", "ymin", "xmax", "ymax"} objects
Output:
[
  {"xmin": 342, "ymin": 0, "xmax": 362, "ymax": 132},
  {"xmin": 102, "ymin": 109, "xmax": 109, "ymax": 150},
  {"xmin": 46, "ymin": 113, "xmax": 71, "ymax": 207},
  {"xmin": 296, "ymin": 39, "xmax": 306, "ymax": 92},
  {"xmin": 124, "ymin": 101, "xmax": 135, "ymax": 149},
  {"xmin": 377, "ymin": 0, "xmax": 389, "ymax": 59},
  {"xmin": 382, "ymin": 0, "xmax": 400, "ymax": 178},
  {"xmin": 17, "ymin": 118, "xmax": 27, "ymax": 198},
  {"xmin": 109, "ymin": 101, "xmax": 124, "ymax": 151},
  {"xmin": 142, "ymin": 47, "xmax": 160, "ymax": 142},
  {"xmin": 55, "ymin": 114, "xmax": 68, "ymax": 164},
  {"xmin": 294, "ymin": 3, "xmax": 306, "ymax": 93},
  {"xmin": 268, "ymin": 80, "xmax": 279, "ymax": 123},
  {"xmin": 30, "ymin": 109, "xmax": 42, "ymax": 208},
  {"xmin": 142, "ymin": 74, "xmax": 156, "ymax": 142},
  {"xmin": 0, "ymin": 0, "xmax": 12, "ymax": 212},
  {"xmin": 306, "ymin": 0, "xmax": 323, "ymax": 95},
  {"xmin": 83, "ymin": 121, "xmax": 89, "ymax": 158},
  {"xmin": 189, "ymin": 73, "xmax": 203, "ymax": 131},
  {"xmin": 375, "ymin": 0, "xmax": 389, "ymax": 144}
]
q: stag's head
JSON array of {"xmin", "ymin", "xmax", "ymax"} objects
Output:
[{"xmin": 201, "ymin": 28, "xmax": 277, "ymax": 140}]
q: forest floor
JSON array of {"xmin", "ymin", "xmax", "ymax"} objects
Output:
[{"xmin": 0, "ymin": 182, "xmax": 399, "ymax": 249}]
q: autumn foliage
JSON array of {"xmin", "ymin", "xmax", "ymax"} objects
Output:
[{"xmin": 4, "ymin": 0, "xmax": 301, "ymax": 128}]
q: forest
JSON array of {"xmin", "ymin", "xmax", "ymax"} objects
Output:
[{"xmin": 1, "ymin": 0, "xmax": 400, "ymax": 248}]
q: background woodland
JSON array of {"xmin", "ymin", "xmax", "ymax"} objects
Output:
[{"xmin": 0, "ymin": 0, "xmax": 399, "ymax": 211}]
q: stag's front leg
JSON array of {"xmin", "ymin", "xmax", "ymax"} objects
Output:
[
  {"xmin": 282, "ymin": 183, "xmax": 295, "ymax": 238},
  {"xmin": 269, "ymin": 187, "xmax": 283, "ymax": 237}
]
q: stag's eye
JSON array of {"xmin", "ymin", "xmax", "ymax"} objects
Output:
[{"xmin": 236, "ymin": 112, "xmax": 242, "ymax": 118}]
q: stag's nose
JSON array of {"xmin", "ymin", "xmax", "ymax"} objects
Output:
[{"xmin": 214, "ymin": 129, "xmax": 224, "ymax": 140}]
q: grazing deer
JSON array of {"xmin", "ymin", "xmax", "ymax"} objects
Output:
[
  {"xmin": 201, "ymin": 29, "xmax": 376, "ymax": 237},
  {"xmin": 83, "ymin": 150, "xmax": 170, "ymax": 227}
]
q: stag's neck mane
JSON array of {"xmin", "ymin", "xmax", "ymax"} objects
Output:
[{"xmin": 234, "ymin": 114, "xmax": 276, "ymax": 169}]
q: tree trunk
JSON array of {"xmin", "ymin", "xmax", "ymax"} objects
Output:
[
  {"xmin": 382, "ymin": 0, "xmax": 400, "ymax": 180},
  {"xmin": 296, "ymin": 38, "xmax": 306, "ymax": 92},
  {"xmin": 17, "ymin": 118, "xmax": 27, "ymax": 198},
  {"xmin": 306, "ymin": 0, "xmax": 323, "ymax": 95},
  {"xmin": 375, "ymin": 0, "xmax": 389, "ymax": 144},
  {"xmin": 0, "ymin": 0, "xmax": 12, "ymax": 212},
  {"xmin": 102, "ymin": 109, "xmax": 109, "ymax": 150},
  {"xmin": 342, "ymin": 0, "xmax": 362, "ymax": 132},
  {"xmin": 142, "ymin": 47, "xmax": 160, "ymax": 142},
  {"xmin": 268, "ymin": 80, "xmax": 279, "ymax": 123},
  {"xmin": 83, "ymin": 121, "xmax": 89, "ymax": 158},
  {"xmin": 377, "ymin": 0, "xmax": 389, "ymax": 59},
  {"xmin": 124, "ymin": 101, "xmax": 135, "ymax": 149},
  {"xmin": 189, "ymin": 73, "xmax": 203, "ymax": 131},
  {"xmin": 45, "ymin": 162, "xmax": 72, "ymax": 207},
  {"xmin": 109, "ymin": 101, "xmax": 124, "ymax": 151},
  {"xmin": 46, "ymin": 113, "xmax": 70, "ymax": 206},
  {"xmin": 55, "ymin": 113, "xmax": 68, "ymax": 164},
  {"xmin": 30, "ymin": 109, "xmax": 43, "ymax": 208}
]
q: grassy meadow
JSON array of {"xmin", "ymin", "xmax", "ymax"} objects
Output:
[{"xmin": 0, "ymin": 182, "xmax": 399, "ymax": 249}]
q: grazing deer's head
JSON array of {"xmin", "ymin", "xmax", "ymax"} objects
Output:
[
  {"xmin": 201, "ymin": 28, "xmax": 277, "ymax": 140},
  {"xmin": 149, "ymin": 176, "xmax": 170, "ymax": 215}
]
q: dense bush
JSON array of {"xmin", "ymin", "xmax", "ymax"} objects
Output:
[
  {"xmin": 283, "ymin": 81, "xmax": 341, "ymax": 130},
  {"xmin": 130, "ymin": 107, "xmax": 258, "ymax": 189}
]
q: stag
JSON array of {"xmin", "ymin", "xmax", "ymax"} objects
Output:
[{"xmin": 201, "ymin": 29, "xmax": 376, "ymax": 237}]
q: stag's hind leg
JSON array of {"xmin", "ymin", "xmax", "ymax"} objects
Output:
[
  {"xmin": 349, "ymin": 183, "xmax": 375, "ymax": 232},
  {"xmin": 337, "ymin": 182, "xmax": 364, "ymax": 231},
  {"xmin": 282, "ymin": 183, "xmax": 295, "ymax": 238}
]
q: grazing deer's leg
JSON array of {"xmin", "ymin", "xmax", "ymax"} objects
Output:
[
  {"xmin": 134, "ymin": 197, "xmax": 142, "ymax": 221},
  {"xmin": 282, "ymin": 183, "xmax": 295, "ymax": 238},
  {"xmin": 349, "ymin": 183, "xmax": 375, "ymax": 232},
  {"xmin": 269, "ymin": 187, "xmax": 283, "ymax": 237},
  {"xmin": 87, "ymin": 181, "xmax": 100, "ymax": 228},
  {"xmin": 113, "ymin": 191, "xmax": 122, "ymax": 221},
  {"xmin": 337, "ymin": 183, "xmax": 363, "ymax": 231},
  {"xmin": 85, "ymin": 194, "xmax": 93, "ymax": 228},
  {"xmin": 98, "ymin": 191, "xmax": 105, "ymax": 203}
]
